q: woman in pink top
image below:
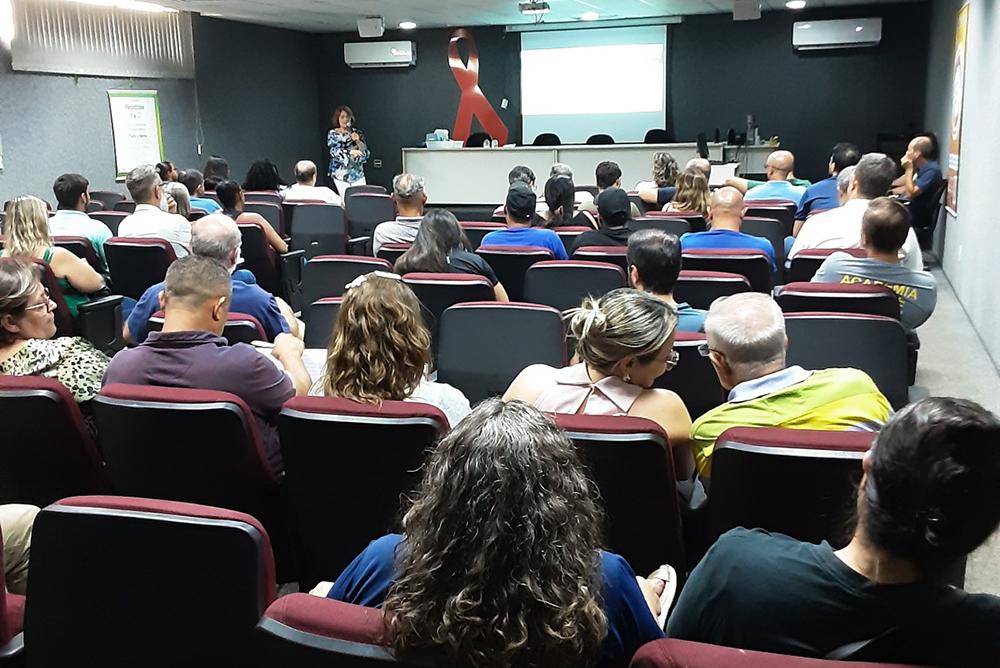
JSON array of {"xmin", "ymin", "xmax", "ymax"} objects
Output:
[{"xmin": 504, "ymin": 288, "xmax": 694, "ymax": 480}]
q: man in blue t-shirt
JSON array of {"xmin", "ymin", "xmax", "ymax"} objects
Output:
[
  {"xmin": 795, "ymin": 142, "xmax": 860, "ymax": 226},
  {"xmin": 481, "ymin": 183, "xmax": 568, "ymax": 260},
  {"xmin": 123, "ymin": 214, "xmax": 294, "ymax": 343},
  {"xmin": 894, "ymin": 135, "xmax": 943, "ymax": 235},
  {"xmin": 681, "ymin": 186, "xmax": 776, "ymax": 272}
]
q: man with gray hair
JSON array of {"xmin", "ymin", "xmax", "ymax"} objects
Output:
[
  {"xmin": 789, "ymin": 153, "xmax": 923, "ymax": 270},
  {"xmin": 119, "ymin": 164, "xmax": 193, "ymax": 257},
  {"xmin": 690, "ymin": 293, "xmax": 891, "ymax": 478},
  {"xmin": 373, "ymin": 173, "xmax": 427, "ymax": 254},
  {"xmin": 123, "ymin": 214, "xmax": 297, "ymax": 344}
]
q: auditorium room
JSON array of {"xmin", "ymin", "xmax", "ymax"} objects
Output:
[{"xmin": 0, "ymin": 0, "xmax": 998, "ymax": 665}]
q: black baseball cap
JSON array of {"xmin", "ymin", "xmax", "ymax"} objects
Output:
[
  {"xmin": 505, "ymin": 184, "xmax": 536, "ymax": 222},
  {"xmin": 597, "ymin": 187, "xmax": 629, "ymax": 226}
]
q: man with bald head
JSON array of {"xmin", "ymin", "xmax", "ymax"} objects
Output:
[
  {"xmin": 680, "ymin": 186, "xmax": 777, "ymax": 272},
  {"xmin": 284, "ymin": 159, "xmax": 341, "ymax": 205},
  {"xmin": 894, "ymin": 135, "xmax": 943, "ymax": 239},
  {"xmin": 743, "ymin": 150, "xmax": 808, "ymax": 203},
  {"xmin": 124, "ymin": 213, "xmax": 297, "ymax": 344}
]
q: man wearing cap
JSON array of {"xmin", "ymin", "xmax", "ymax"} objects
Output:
[
  {"xmin": 569, "ymin": 187, "xmax": 634, "ymax": 254},
  {"xmin": 373, "ymin": 173, "xmax": 427, "ymax": 254},
  {"xmin": 481, "ymin": 184, "xmax": 568, "ymax": 260}
]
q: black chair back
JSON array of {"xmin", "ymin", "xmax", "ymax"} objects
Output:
[
  {"xmin": 523, "ymin": 260, "xmax": 626, "ymax": 312},
  {"xmin": 653, "ymin": 332, "xmax": 726, "ymax": 420},
  {"xmin": 673, "ymin": 270, "xmax": 752, "ymax": 310},
  {"xmin": 104, "ymin": 237, "xmax": 177, "ymax": 300},
  {"xmin": 475, "ymin": 245, "xmax": 553, "ymax": 302},
  {"xmin": 290, "ymin": 205, "xmax": 347, "ymax": 259}
]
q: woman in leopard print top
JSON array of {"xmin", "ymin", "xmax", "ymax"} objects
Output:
[{"xmin": 0, "ymin": 258, "xmax": 108, "ymax": 404}]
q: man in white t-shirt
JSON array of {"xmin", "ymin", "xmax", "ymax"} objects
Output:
[
  {"xmin": 283, "ymin": 160, "xmax": 342, "ymax": 205},
  {"xmin": 118, "ymin": 164, "xmax": 192, "ymax": 258}
]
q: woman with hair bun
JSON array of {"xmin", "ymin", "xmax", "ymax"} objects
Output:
[
  {"xmin": 503, "ymin": 288, "xmax": 693, "ymax": 479},
  {"xmin": 667, "ymin": 396, "xmax": 1000, "ymax": 666}
]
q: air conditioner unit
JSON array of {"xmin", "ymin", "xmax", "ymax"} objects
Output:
[
  {"xmin": 792, "ymin": 18, "xmax": 882, "ymax": 51},
  {"xmin": 344, "ymin": 41, "xmax": 416, "ymax": 69}
]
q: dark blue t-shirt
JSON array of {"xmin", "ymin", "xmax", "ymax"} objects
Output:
[
  {"xmin": 908, "ymin": 160, "xmax": 944, "ymax": 229},
  {"xmin": 680, "ymin": 229, "xmax": 777, "ymax": 272},
  {"xmin": 328, "ymin": 534, "xmax": 664, "ymax": 667},
  {"xmin": 795, "ymin": 176, "xmax": 840, "ymax": 221},
  {"xmin": 481, "ymin": 226, "xmax": 568, "ymax": 260}
]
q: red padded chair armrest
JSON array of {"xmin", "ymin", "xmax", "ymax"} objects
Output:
[{"xmin": 263, "ymin": 593, "xmax": 389, "ymax": 646}]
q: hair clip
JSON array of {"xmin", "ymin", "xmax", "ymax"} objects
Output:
[{"xmin": 344, "ymin": 270, "xmax": 403, "ymax": 291}]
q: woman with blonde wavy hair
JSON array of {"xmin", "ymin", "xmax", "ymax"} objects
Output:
[
  {"xmin": 323, "ymin": 398, "xmax": 666, "ymax": 667},
  {"xmin": 663, "ymin": 168, "xmax": 711, "ymax": 216},
  {"xmin": 314, "ymin": 271, "xmax": 470, "ymax": 426},
  {"xmin": 1, "ymin": 196, "xmax": 105, "ymax": 317}
]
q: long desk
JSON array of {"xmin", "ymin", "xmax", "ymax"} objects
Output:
[{"xmin": 402, "ymin": 142, "xmax": 725, "ymax": 205}]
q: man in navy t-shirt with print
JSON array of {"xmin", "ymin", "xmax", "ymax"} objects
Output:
[
  {"xmin": 481, "ymin": 184, "xmax": 568, "ymax": 260},
  {"xmin": 680, "ymin": 186, "xmax": 777, "ymax": 272}
]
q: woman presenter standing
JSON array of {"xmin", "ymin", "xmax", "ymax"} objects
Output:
[{"xmin": 327, "ymin": 105, "xmax": 370, "ymax": 196}]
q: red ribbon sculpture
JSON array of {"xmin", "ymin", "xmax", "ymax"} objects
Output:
[{"xmin": 448, "ymin": 28, "xmax": 509, "ymax": 146}]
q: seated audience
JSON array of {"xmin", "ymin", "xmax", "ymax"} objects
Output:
[
  {"xmin": 1, "ymin": 196, "xmax": 106, "ymax": 317},
  {"xmin": 550, "ymin": 162, "xmax": 573, "ymax": 180},
  {"xmin": 315, "ymin": 272, "xmax": 471, "ymax": 426},
  {"xmin": 242, "ymin": 158, "xmax": 286, "ymax": 194},
  {"xmin": 0, "ymin": 257, "xmax": 109, "ymax": 405},
  {"xmin": 796, "ymin": 142, "xmax": 861, "ymax": 223},
  {"xmin": 155, "ymin": 160, "xmax": 178, "ymax": 183},
  {"xmin": 669, "ymin": 397, "xmax": 1000, "ymax": 666},
  {"xmin": 504, "ymin": 288, "xmax": 694, "ymax": 479},
  {"xmin": 628, "ymin": 229, "xmax": 707, "ymax": 332},
  {"xmin": 790, "ymin": 153, "xmax": 923, "ymax": 270},
  {"xmin": 0, "ymin": 503, "xmax": 39, "ymax": 595},
  {"xmin": 325, "ymin": 398, "xmax": 666, "ymax": 667},
  {"xmin": 664, "ymin": 168, "xmax": 711, "ymax": 216},
  {"xmin": 690, "ymin": 293, "xmax": 891, "ymax": 477},
  {"xmin": 215, "ymin": 179, "xmax": 288, "ymax": 254},
  {"xmin": 741, "ymin": 150, "xmax": 808, "ymax": 203},
  {"xmin": 105, "ymin": 255, "xmax": 309, "ymax": 474},
  {"xmin": 481, "ymin": 184, "xmax": 568, "ymax": 260},
  {"xmin": 541, "ymin": 175, "xmax": 586, "ymax": 228},
  {"xmin": 813, "ymin": 198, "xmax": 937, "ymax": 330},
  {"xmin": 124, "ymin": 214, "xmax": 296, "ymax": 344},
  {"xmin": 569, "ymin": 187, "xmax": 634, "ymax": 254},
  {"xmin": 578, "ymin": 161, "xmax": 642, "ymax": 224},
  {"xmin": 48, "ymin": 173, "xmax": 113, "ymax": 274},
  {"xmin": 163, "ymin": 182, "xmax": 191, "ymax": 219},
  {"xmin": 118, "ymin": 164, "xmax": 192, "ymax": 257},
  {"xmin": 680, "ymin": 187, "xmax": 777, "ymax": 273},
  {"xmin": 283, "ymin": 160, "xmax": 341, "ymax": 205},
  {"xmin": 491, "ymin": 165, "xmax": 549, "ymax": 218},
  {"xmin": 395, "ymin": 209, "xmax": 509, "ymax": 301},
  {"xmin": 637, "ymin": 152, "xmax": 680, "ymax": 207},
  {"xmin": 894, "ymin": 134, "xmax": 944, "ymax": 235},
  {"xmin": 373, "ymin": 173, "xmax": 427, "ymax": 254},
  {"xmin": 202, "ymin": 155, "xmax": 229, "ymax": 191},
  {"xmin": 792, "ymin": 165, "xmax": 856, "ymax": 238},
  {"xmin": 178, "ymin": 169, "xmax": 222, "ymax": 214}
]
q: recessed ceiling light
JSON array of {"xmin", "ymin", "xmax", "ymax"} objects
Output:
[
  {"xmin": 399, "ymin": 20, "xmax": 416, "ymax": 30},
  {"xmin": 581, "ymin": 11, "xmax": 599, "ymax": 21},
  {"xmin": 785, "ymin": 0, "xmax": 807, "ymax": 9},
  {"xmin": 855, "ymin": 25, "xmax": 864, "ymax": 31}
]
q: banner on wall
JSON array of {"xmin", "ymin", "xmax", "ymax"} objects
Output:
[
  {"xmin": 108, "ymin": 90, "xmax": 165, "ymax": 179},
  {"xmin": 946, "ymin": 4, "xmax": 969, "ymax": 216}
]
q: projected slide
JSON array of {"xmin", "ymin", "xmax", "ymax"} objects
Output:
[{"xmin": 521, "ymin": 27, "xmax": 666, "ymax": 144}]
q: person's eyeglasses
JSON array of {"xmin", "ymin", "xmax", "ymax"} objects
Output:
[
  {"xmin": 697, "ymin": 343, "xmax": 725, "ymax": 359},
  {"xmin": 662, "ymin": 349, "xmax": 680, "ymax": 371},
  {"xmin": 24, "ymin": 288, "xmax": 55, "ymax": 313}
]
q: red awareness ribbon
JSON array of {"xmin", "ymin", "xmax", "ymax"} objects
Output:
[{"xmin": 448, "ymin": 28, "xmax": 509, "ymax": 146}]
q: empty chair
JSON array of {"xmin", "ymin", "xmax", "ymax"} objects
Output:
[
  {"xmin": 643, "ymin": 129, "xmax": 670, "ymax": 144},
  {"xmin": 302, "ymin": 255, "xmax": 391, "ymax": 305},
  {"xmin": 673, "ymin": 270, "xmax": 752, "ymax": 311},
  {"xmin": 402, "ymin": 273, "xmax": 495, "ymax": 352},
  {"xmin": 245, "ymin": 201, "xmax": 285, "ymax": 237},
  {"xmin": 303, "ymin": 297, "xmax": 342, "ymax": 348},
  {"xmin": 554, "ymin": 226, "xmax": 593, "ymax": 255},
  {"xmin": 523, "ymin": 260, "xmax": 626, "ymax": 312},
  {"xmin": 631, "ymin": 217, "xmax": 691, "ymax": 238},
  {"xmin": 112, "ymin": 200, "xmax": 136, "ymax": 213},
  {"xmin": 709, "ymin": 427, "xmax": 873, "ymax": 547},
  {"xmin": 290, "ymin": 204, "xmax": 347, "ymax": 259},
  {"xmin": 375, "ymin": 242, "xmax": 410, "ymax": 266},
  {"xmin": 104, "ymin": 237, "xmax": 177, "ymax": 300},
  {"xmin": 51, "ymin": 236, "xmax": 102, "ymax": 273},
  {"xmin": 438, "ymin": 302, "xmax": 566, "ymax": 404},
  {"xmin": 681, "ymin": 249, "xmax": 772, "ymax": 293},
  {"xmin": 458, "ymin": 221, "xmax": 504, "ymax": 250},
  {"xmin": 785, "ymin": 312, "xmax": 908, "ymax": 409},
  {"xmin": 464, "ymin": 131, "xmax": 491, "ymax": 147},
  {"xmin": 88, "ymin": 190, "xmax": 125, "ymax": 210},
  {"xmin": 631, "ymin": 638, "xmax": 925, "ymax": 668},
  {"xmin": 741, "ymin": 216, "xmax": 786, "ymax": 271},
  {"xmin": 776, "ymin": 282, "xmax": 900, "ymax": 319},
  {"xmin": 586, "ymin": 133, "xmax": 614, "ymax": 145},
  {"xmin": 26, "ymin": 496, "xmax": 276, "ymax": 666},
  {"xmin": 652, "ymin": 332, "xmax": 725, "ymax": 420},
  {"xmin": 476, "ymin": 245, "xmax": 553, "ymax": 302},
  {"xmin": 787, "ymin": 247, "xmax": 867, "ymax": 283},
  {"xmin": 571, "ymin": 246, "xmax": 629, "ymax": 272},
  {"xmin": 278, "ymin": 397, "xmax": 448, "ymax": 589},
  {"xmin": 88, "ymin": 211, "xmax": 127, "ymax": 236},
  {"xmin": 0, "ymin": 376, "xmax": 107, "ymax": 507},
  {"xmin": 744, "ymin": 201, "xmax": 796, "ymax": 236},
  {"xmin": 532, "ymin": 132, "xmax": 561, "ymax": 146},
  {"xmin": 244, "ymin": 190, "xmax": 283, "ymax": 206},
  {"xmin": 345, "ymin": 193, "xmax": 395, "ymax": 246},
  {"xmin": 555, "ymin": 415, "xmax": 684, "ymax": 577}
]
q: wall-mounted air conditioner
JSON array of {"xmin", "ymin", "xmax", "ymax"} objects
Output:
[
  {"xmin": 792, "ymin": 18, "xmax": 882, "ymax": 51},
  {"xmin": 344, "ymin": 41, "xmax": 416, "ymax": 68}
]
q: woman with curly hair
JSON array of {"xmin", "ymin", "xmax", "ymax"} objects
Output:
[
  {"xmin": 314, "ymin": 271, "xmax": 470, "ymax": 427},
  {"xmin": 324, "ymin": 398, "xmax": 666, "ymax": 667}
]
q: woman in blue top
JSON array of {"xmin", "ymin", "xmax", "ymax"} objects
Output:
[
  {"xmin": 326, "ymin": 398, "xmax": 665, "ymax": 667},
  {"xmin": 327, "ymin": 105, "xmax": 370, "ymax": 196}
]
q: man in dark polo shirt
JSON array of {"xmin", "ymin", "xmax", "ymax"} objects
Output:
[{"xmin": 103, "ymin": 255, "xmax": 311, "ymax": 474}]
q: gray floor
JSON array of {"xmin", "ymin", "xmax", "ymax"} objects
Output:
[{"xmin": 911, "ymin": 268, "xmax": 1000, "ymax": 595}]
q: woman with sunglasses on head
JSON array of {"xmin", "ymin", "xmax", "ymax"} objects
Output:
[
  {"xmin": 504, "ymin": 288, "xmax": 694, "ymax": 480},
  {"xmin": 0, "ymin": 258, "xmax": 109, "ymax": 405}
]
